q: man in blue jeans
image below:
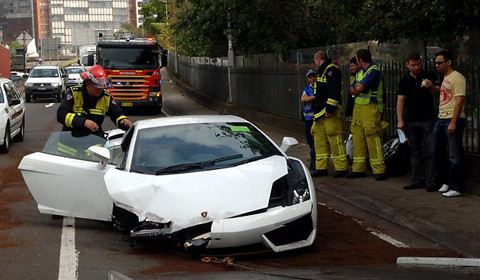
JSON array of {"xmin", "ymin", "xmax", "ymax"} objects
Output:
[
  {"xmin": 425, "ymin": 50, "xmax": 467, "ymax": 197},
  {"xmin": 396, "ymin": 52, "xmax": 438, "ymax": 190}
]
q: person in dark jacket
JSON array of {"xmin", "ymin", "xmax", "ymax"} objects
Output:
[
  {"xmin": 310, "ymin": 50, "xmax": 348, "ymax": 178},
  {"xmin": 57, "ymin": 65, "xmax": 132, "ymax": 138}
]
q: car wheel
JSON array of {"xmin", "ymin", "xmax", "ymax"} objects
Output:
[
  {"xmin": 56, "ymin": 92, "xmax": 62, "ymax": 103},
  {"xmin": 0, "ymin": 125, "xmax": 10, "ymax": 154},
  {"xmin": 26, "ymin": 94, "xmax": 31, "ymax": 103},
  {"xmin": 13, "ymin": 117, "xmax": 25, "ymax": 142}
]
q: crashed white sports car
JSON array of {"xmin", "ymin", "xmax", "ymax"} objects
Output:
[{"xmin": 19, "ymin": 115, "xmax": 317, "ymax": 252}]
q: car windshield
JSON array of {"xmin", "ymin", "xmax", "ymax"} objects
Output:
[
  {"xmin": 130, "ymin": 122, "xmax": 282, "ymax": 175},
  {"xmin": 97, "ymin": 45, "xmax": 159, "ymax": 70},
  {"xmin": 66, "ymin": 68, "xmax": 84, "ymax": 74},
  {"xmin": 30, "ymin": 68, "xmax": 59, "ymax": 78}
]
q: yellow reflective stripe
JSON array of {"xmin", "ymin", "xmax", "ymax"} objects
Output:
[
  {"xmin": 116, "ymin": 115, "xmax": 127, "ymax": 126},
  {"xmin": 96, "ymin": 95, "xmax": 110, "ymax": 114},
  {"xmin": 332, "ymin": 155, "xmax": 347, "ymax": 159},
  {"xmin": 65, "ymin": 113, "xmax": 76, "ymax": 127},
  {"xmin": 89, "ymin": 109, "xmax": 104, "ymax": 115},
  {"xmin": 375, "ymin": 136, "xmax": 384, "ymax": 160},
  {"xmin": 353, "ymin": 157, "xmax": 367, "ymax": 162},
  {"xmin": 370, "ymin": 159, "xmax": 385, "ymax": 163},
  {"xmin": 314, "ymin": 109, "xmax": 325, "ymax": 119},
  {"xmin": 336, "ymin": 136, "xmax": 346, "ymax": 156},
  {"xmin": 327, "ymin": 98, "xmax": 338, "ymax": 106},
  {"xmin": 316, "ymin": 153, "xmax": 329, "ymax": 159},
  {"xmin": 57, "ymin": 142, "xmax": 77, "ymax": 156}
]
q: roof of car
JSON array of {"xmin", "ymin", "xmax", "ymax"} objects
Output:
[
  {"xmin": 0, "ymin": 77, "xmax": 13, "ymax": 83},
  {"xmin": 32, "ymin": 66, "xmax": 60, "ymax": 70},
  {"xmin": 135, "ymin": 115, "xmax": 249, "ymax": 130}
]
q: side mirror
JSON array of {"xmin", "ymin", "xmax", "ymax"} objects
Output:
[
  {"xmin": 280, "ymin": 137, "xmax": 298, "ymax": 153},
  {"xmin": 9, "ymin": 99, "xmax": 21, "ymax": 106},
  {"xmin": 161, "ymin": 50, "xmax": 168, "ymax": 68},
  {"xmin": 88, "ymin": 146, "xmax": 111, "ymax": 170}
]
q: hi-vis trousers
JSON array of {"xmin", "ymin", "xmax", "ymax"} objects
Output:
[
  {"xmin": 311, "ymin": 109, "xmax": 347, "ymax": 172},
  {"xmin": 350, "ymin": 103, "xmax": 386, "ymax": 174}
]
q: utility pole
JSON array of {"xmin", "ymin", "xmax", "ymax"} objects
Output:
[{"xmin": 22, "ymin": 31, "xmax": 27, "ymax": 73}]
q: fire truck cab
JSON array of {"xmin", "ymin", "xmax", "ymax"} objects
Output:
[{"xmin": 96, "ymin": 38, "xmax": 167, "ymax": 113}]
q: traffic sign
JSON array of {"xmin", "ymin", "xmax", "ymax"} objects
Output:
[{"xmin": 16, "ymin": 31, "xmax": 33, "ymax": 46}]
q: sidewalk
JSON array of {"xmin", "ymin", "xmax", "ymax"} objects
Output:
[{"xmin": 161, "ymin": 68, "xmax": 480, "ymax": 258}]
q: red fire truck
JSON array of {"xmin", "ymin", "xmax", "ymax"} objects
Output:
[{"xmin": 96, "ymin": 38, "xmax": 167, "ymax": 112}]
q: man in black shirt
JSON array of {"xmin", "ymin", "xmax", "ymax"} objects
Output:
[{"xmin": 397, "ymin": 52, "xmax": 437, "ymax": 190}]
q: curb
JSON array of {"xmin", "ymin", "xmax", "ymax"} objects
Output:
[
  {"xmin": 318, "ymin": 184, "xmax": 480, "ymax": 258},
  {"xmin": 397, "ymin": 257, "xmax": 480, "ymax": 267}
]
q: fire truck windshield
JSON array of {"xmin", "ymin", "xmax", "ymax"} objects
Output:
[{"xmin": 97, "ymin": 46, "xmax": 159, "ymax": 70}]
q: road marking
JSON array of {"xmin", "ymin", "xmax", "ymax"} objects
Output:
[
  {"xmin": 58, "ymin": 217, "xmax": 78, "ymax": 280},
  {"xmin": 318, "ymin": 202, "xmax": 409, "ymax": 248},
  {"xmin": 45, "ymin": 103, "xmax": 55, "ymax": 108}
]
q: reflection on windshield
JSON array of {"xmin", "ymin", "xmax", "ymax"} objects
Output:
[
  {"xmin": 98, "ymin": 46, "xmax": 159, "ymax": 70},
  {"xmin": 30, "ymin": 69, "xmax": 59, "ymax": 78},
  {"xmin": 130, "ymin": 123, "xmax": 281, "ymax": 175}
]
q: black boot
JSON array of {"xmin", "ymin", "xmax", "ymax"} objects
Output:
[{"xmin": 309, "ymin": 158, "xmax": 316, "ymax": 171}]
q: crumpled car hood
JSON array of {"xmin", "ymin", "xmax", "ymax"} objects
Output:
[{"xmin": 105, "ymin": 155, "xmax": 288, "ymax": 232}]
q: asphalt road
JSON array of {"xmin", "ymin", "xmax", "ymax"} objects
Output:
[{"xmin": 0, "ymin": 78, "xmax": 476, "ymax": 280}]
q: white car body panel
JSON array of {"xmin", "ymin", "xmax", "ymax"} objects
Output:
[
  {"xmin": 19, "ymin": 152, "xmax": 113, "ymax": 221},
  {"xmin": 0, "ymin": 78, "xmax": 26, "ymax": 146},
  {"xmin": 19, "ymin": 115, "xmax": 317, "ymax": 252},
  {"xmin": 105, "ymin": 155, "xmax": 287, "ymax": 232}
]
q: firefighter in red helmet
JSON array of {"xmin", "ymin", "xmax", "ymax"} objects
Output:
[{"xmin": 57, "ymin": 65, "xmax": 132, "ymax": 137}]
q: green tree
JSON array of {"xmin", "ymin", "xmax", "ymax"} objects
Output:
[
  {"xmin": 155, "ymin": 0, "xmax": 480, "ymax": 56},
  {"xmin": 8, "ymin": 41, "xmax": 22, "ymax": 56}
]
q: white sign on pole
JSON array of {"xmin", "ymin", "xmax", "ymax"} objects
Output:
[{"xmin": 16, "ymin": 32, "xmax": 33, "ymax": 45}]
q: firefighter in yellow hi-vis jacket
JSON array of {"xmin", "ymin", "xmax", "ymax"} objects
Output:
[
  {"xmin": 310, "ymin": 50, "xmax": 348, "ymax": 178},
  {"xmin": 347, "ymin": 49, "xmax": 387, "ymax": 181},
  {"xmin": 57, "ymin": 65, "xmax": 132, "ymax": 138}
]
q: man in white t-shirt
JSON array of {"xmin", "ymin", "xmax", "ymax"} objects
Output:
[{"xmin": 423, "ymin": 50, "xmax": 466, "ymax": 197}]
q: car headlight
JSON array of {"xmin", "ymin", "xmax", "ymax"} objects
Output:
[
  {"xmin": 25, "ymin": 82, "xmax": 33, "ymax": 87},
  {"xmin": 51, "ymin": 82, "xmax": 61, "ymax": 87},
  {"xmin": 268, "ymin": 159, "xmax": 310, "ymax": 208}
]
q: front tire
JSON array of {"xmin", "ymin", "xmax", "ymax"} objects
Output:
[
  {"xmin": 0, "ymin": 125, "xmax": 11, "ymax": 154},
  {"xmin": 26, "ymin": 94, "xmax": 31, "ymax": 103}
]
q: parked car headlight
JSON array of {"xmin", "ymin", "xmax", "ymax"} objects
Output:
[
  {"xmin": 25, "ymin": 82, "xmax": 33, "ymax": 87},
  {"xmin": 51, "ymin": 82, "xmax": 61, "ymax": 87}
]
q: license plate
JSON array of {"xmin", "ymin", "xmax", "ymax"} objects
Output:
[
  {"xmin": 38, "ymin": 87, "xmax": 46, "ymax": 90},
  {"xmin": 122, "ymin": 102, "xmax": 133, "ymax": 107}
]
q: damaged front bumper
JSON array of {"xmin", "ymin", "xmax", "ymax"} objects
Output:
[{"xmin": 185, "ymin": 201, "xmax": 316, "ymax": 252}]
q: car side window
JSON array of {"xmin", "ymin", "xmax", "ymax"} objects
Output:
[
  {"xmin": 6, "ymin": 83, "xmax": 20, "ymax": 99},
  {"xmin": 0, "ymin": 84, "xmax": 4, "ymax": 103},
  {"xmin": 4, "ymin": 83, "xmax": 15, "ymax": 103},
  {"xmin": 11, "ymin": 84, "xmax": 22, "ymax": 99}
]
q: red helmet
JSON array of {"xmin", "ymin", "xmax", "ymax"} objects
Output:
[{"xmin": 80, "ymin": 65, "xmax": 109, "ymax": 89}]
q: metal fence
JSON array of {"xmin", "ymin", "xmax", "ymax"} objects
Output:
[{"xmin": 168, "ymin": 41, "xmax": 480, "ymax": 155}]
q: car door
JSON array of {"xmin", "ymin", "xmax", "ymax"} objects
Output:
[{"xmin": 18, "ymin": 132, "xmax": 118, "ymax": 221}]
